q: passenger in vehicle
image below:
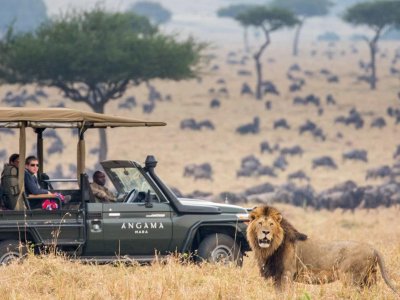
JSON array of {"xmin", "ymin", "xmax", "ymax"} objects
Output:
[
  {"xmin": 24, "ymin": 155, "xmax": 51, "ymax": 196},
  {"xmin": 1, "ymin": 153, "xmax": 20, "ymax": 209},
  {"xmin": 90, "ymin": 171, "xmax": 116, "ymax": 203}
]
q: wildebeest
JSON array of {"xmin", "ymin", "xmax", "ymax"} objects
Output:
[
  {"xmin": 280, "ymin": 145, "xmax": 303, "ymax": 157},
  {"xmin": 241, "ymin": 83, "xmax": 253, "ymax": 96},
  {"xmin": 273, "ymin": 118, "xmax": 290, "ymax": 130},
  {"xmin": 210, "ymin": 98, "xmax": 221, "ymax": 108},
  {"xmin": 183, "ymin": 163, "xmax": 213, "ymax": 180},
  {"xmin": 343, "ymin": 149, "xmax": 368, "ymax": 162},
  {"xmin": 366, "ymin": 166, "xmax": 392, "ymax": 180},
  {"xmin": 312, "ymin": 156, "xmax": 337, "ymax": 169},
  {"xmin": 370, "ymin": 117, "xmax": 386, "ymax": 129},
  {"xmin": 236, "ymin": 117, "xmax": 260, "ymax": 135},
  {"xmin": 287, "ymin": 170, "xmax": 310, "ymax": 182}
]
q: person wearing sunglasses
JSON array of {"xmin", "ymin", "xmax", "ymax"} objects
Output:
[{"xmin": 24, "ymin": 155, "xmax": 51, "ymax": 196}]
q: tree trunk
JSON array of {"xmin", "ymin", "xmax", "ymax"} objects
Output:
[
  {"xmin": 369, "ymin": 42, "xmax": 377, "ymax": 90},
  {"xmin": 93, "ymin": 104, "xmax": 108, "ymax": 162},
  {"xmin": 292, "ymin": 20, "xmax": 304, "ymax": 57},
  {"xmin": 253, "ymin": 27, "xmax": 270, "ymax": 100},
  {"xmin": 243, "ymin": 27, "xmax": 249, "ymax": 53},
  {"xmin": 255, "ymin": 56, "xmax": 263, "ymax": 100}
]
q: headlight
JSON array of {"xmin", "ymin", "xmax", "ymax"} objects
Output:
[{"xmin": 236, "ymin": 213, "xmax": 249, "ymax": 221}]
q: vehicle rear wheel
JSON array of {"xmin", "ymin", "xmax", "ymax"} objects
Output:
[
  {"xmin": 197, "ymin": 233, "xmax": 243, "ymax": 267},
  {"xmin": 0, "ymin": 240, "xmax": 27, "ymax": 265}
]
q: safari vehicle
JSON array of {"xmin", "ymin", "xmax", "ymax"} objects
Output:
[{"xmin": 0, "ymin": 107, "xmax": 250, "ymax": 265}]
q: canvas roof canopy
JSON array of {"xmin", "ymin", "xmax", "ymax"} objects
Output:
[{"xmin": 0, "ymin": 107, "xmax": 166, "ymax": 210}]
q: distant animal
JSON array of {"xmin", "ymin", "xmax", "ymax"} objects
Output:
[
  {"xmin": 343, "ymin": 149, "xmax": 368, "ymax": 162},
  {"xmin": 280, "ymin": 146, "xmax": 303, "ymax": 157},
  {"xmin": 273, "ymin": 118, "xmax": 290, "ymax": 130},
  {"xmin": 260, "ymin": 141, "xmax": 275, "ymax": 154},
  {"xmin": 142, "ymin": 102, "xmax": 155, "ymax": 114},
  {"xmin": 183, "ymin": 163, "xmax": 213, "ymax": 180},
  {"xmin": 262, "ymin": 81, "xmax": 279, "ymax": 96},
  {"xmin": 210, "ymin": 98, "xmax": 220, "ymax": 108},
  {"xmin": 312, "ymin": 156, "xmax": 337, "ymax": 169},
  {"xmin": 265, "ymin": 101, "xmax": 272, "ymax": 110},
  {"xmin": 370, "ymin": 117, "xmax": 386, "ymax": 129},
  {"xmin": 366, "ymin": 166, "xmax": 392, "ymax": 180},
  {"xmin": 180, "ymin": 119, "xmax": 199, "ymax": 130},
  {"xmin": 299, "ymin": 120, "xmax": 317, "ymax": 134},
  {"xmin": 287, "ymin": 170, "xmax": 310, "ymax": 181},
  {"xmin": 273, "ymin": 155, "xmax": 288, "ymax": 171},
  {"xmin": 326, "ymin": 94, "xmax": 336, "ymax": 105},
  {"xmin": 236, "ymin": 117, "xmax": 260, "ymax": 135},
  {"xmin": 247, "ymin": 205, "xmax": 399, "ymax": 294},
  {"xmin": 241, "ymin": 83, "xmax": 253, "ymax": 96},
  {"xmin": 197, "ymin": 120, "xmax": 215, "ymax": 130}
]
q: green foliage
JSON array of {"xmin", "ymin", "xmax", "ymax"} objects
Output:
[
  {"xmin": 129, "ymin": 1, "xmax": 172, "ymax": 25},
  {"xmin": 343, "ymin": 1, "xmax": 400, "ymax": 29},
  {"xmin": 270, "ymin": 0, "xmax": 333, "ymax": 17},
  {"xmin": 235, "ymin": 6, "xmax": 298, "ymax": 31},
  {"xmin": 217, "ymin": 4, "xmax": 258, "ymax": 18},
  {"xmin": 0, "ymin": 0, "xmax": 47, "ymax": 33},
  {"xmin": 0, "ymin": 8, "xmax": 202, "ymax": 87}
]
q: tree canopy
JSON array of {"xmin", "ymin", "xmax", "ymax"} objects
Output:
[
  {"xmin": 129, "ymin": 1, "xmax": 172, "ymax": 25},
  {"xmin": 235, "ymin": 6, "xmax": 298, "ymax": 29},
  {"xmin": 270, "ymin": 0, "xmax": 332, "ymax": 17},
  {"xmin": 343, "ymin": 0, "xmax": 400, "ymax": 89},
  {"xmin": 0, "ymin": 0, "xmax": 47, "ymax": 34},
  {"xmin": 269, "ymin": 0, "xmax": 333, "ymax": 56},
  {"xmin": 235, "ymin": 6, "xmax": 298, "ymax": 99},
  {"xmin": 343, "ymin": 0, "xmax": 400, "ymax": 28},
  {"xmin": 217, "ymin": 4, "xmax": 258, "ymax": 18},
  {"xmin": 0, "ymin": 8, "xmax": 204, "ymax": 161}
]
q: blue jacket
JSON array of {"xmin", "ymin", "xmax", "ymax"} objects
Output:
[{"xmin": 24, "ymin": 169, "xmax": 49, "ymax": 195}]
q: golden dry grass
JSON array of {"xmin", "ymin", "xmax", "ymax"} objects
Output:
[
  {"xmin": 0, "ymin": 204, "xmax": 399, "ymax": 299},
  {"xmin": 0, "ymin": 37, "xmax": 399, "ymax": 299}
]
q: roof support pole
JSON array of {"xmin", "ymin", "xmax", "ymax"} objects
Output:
[
  {"xmin": 16, "ymin": 122, "xmax": 26, "ymax": 211},
  {"xmin": 35, "ymin": 128, "xmax": 45, "ymax": 178}
]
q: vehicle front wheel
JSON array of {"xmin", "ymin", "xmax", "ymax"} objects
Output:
[
  {"xmin": 0, "ymin": 240, "xmax": 27, "ymax": 265},
  {"xmin": 197, "ymin": 233, "xmax": 243, "ymax": 267}
]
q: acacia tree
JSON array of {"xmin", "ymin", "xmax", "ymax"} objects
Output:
[
  {"xmin": 270, "ymin": 0, "xmax": 332, "ymax": 56},
  {"xmin": 235, "ymin": 7, "xmax": 298, "ymax": 99},
  {"xmin": 343, "ymin": 1, "xmax": 400, "ymax": 90},
  {"xmin": 217, "ymin": 4, "xmax": 257, "ymax": 52},
  {"xmin": 0, "ymin": 9, "xmax": 203, "ymax": 161},
  {"xmin": 129, "ymin": 1, "xmax": 172, "ymax": 25}
]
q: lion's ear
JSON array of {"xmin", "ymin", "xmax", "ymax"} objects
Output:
[
  {"xmin": 249, "ymin": 212, "xmax": 256, "ymax": 221},
  {"xmin": 275, "ymin": 213, "xmax": 283, "ymax": 223}
]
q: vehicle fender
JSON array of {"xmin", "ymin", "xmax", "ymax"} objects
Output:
[{"xmin": 180, "ymin": 220, "xmax": 250, "ymax": 253}]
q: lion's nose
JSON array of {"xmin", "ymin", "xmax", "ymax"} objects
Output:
[{"xmin": 262, "ymin": 230, "xmax": 270, "ymax": 235}]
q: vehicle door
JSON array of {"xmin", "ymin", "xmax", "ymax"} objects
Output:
[{"xmin": 101, "ymin": 161, "xmax": 173, "ymax": 256}]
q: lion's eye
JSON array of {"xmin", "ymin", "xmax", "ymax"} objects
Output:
[{"xmin": 270, "ymin": 223, "xmax": 274, "ymax": 226}]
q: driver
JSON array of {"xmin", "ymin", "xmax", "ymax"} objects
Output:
[{"xmin": 90, "ymin": 171, "xmax": 116, "ymax": 203}]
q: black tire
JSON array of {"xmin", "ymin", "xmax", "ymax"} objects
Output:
[
  {"xmin": 0, "ymin": 240, "xmax": 27, "ymax": 265},
  {"xmin": 197, "ymin": 233, "xmax": 243, "ymax": 267}
]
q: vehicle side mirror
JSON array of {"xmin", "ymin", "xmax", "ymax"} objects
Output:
[{"xmin": 145, "ymin": 190, "xmax": 153, "ymax": 208}]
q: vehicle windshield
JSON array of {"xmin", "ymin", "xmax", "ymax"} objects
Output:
[{"xmin": 106, "ymin": 166, "xmax": 156, "ymax": 194}]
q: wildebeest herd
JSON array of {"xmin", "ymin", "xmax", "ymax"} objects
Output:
[{"xmin": 1, "ymin": 42, "xmax": 399, "ymax": 211}]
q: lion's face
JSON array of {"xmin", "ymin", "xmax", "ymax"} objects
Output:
[
  {"xmin": 252, "ymin": 215, "xmax": 282, "ymax": 248},
  {"xmin": 247, "ymin": 206, "xmax": 284, "ymax": 251}
]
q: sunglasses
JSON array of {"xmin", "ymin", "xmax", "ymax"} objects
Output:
[{"xmin": 29, "ymin": 164, "xmax": 39, "ymax": 167}]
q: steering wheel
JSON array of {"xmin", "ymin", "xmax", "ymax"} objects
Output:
[{"xmin": 124, "ymin": 189, "xmax": 138, "ymax": 203}]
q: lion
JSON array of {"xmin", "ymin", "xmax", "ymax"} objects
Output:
[{"xmin": 247, "ymin": 205, "xmax": 399, "ymax": 294}]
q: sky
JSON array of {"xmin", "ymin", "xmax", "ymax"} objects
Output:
[{"xmin": 42, "ymin": 0, "xmax": 368, "ymax": 44}]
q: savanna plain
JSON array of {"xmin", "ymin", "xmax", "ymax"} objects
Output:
[{"xmin": 0, "ymin": 39, "xmax": 399, "ymax": 299}]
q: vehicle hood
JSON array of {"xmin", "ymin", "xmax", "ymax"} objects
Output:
[{"xmin": 178, "ymin": 198, "xmax": 248, "ymax": 214}]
